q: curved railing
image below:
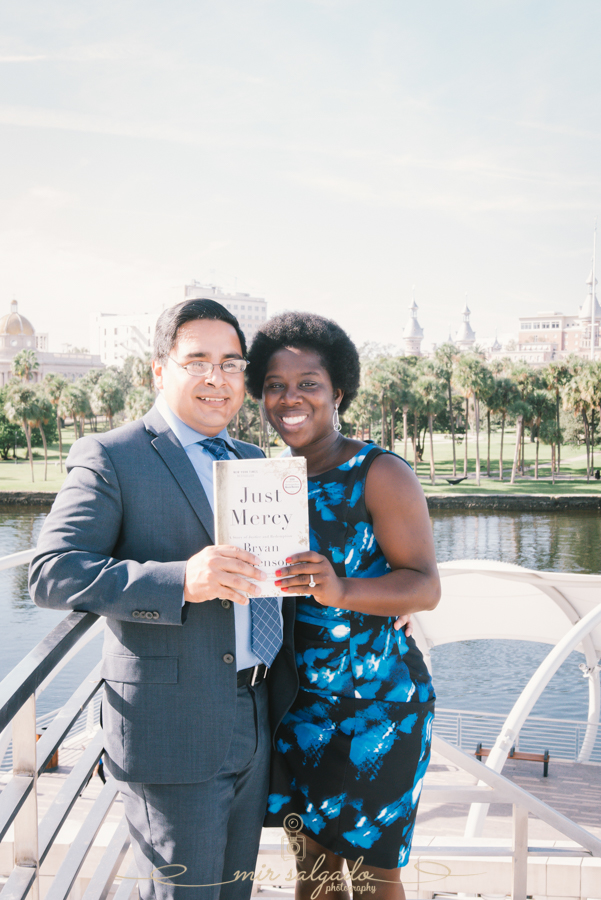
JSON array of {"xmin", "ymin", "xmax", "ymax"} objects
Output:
[{"xmin": 1, "ymin": 550, "xmax": 600, "ymax": 900}]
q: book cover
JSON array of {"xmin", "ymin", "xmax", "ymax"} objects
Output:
[{"xmin": 213, "ymin": 456, "xmax": 310, "ymax": 597}]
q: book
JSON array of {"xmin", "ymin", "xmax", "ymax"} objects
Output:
[{"xmin": 213, "ymin": 456, "xmax": 310, "ymax": 597}]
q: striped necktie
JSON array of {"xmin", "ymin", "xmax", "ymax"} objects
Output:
[{"xmin": 200, "ymin": 437, "xmax": 283, "ymax": 667}]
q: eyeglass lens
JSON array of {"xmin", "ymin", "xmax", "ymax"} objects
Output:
[{"xmin": 186, "ymin": 360, "xmax": 247, "ymax": 375}]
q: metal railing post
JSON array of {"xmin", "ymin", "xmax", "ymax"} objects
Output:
[
  {"xmin": 511, "ymin": 804, "xmax": 528, "ymax": 900},
  {"xmin": 12, "ymin": 693, "xmax": 40, "ymax": 900}
]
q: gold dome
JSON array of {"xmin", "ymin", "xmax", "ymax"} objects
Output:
[{"xmin": 0, "ymin": 300, "xmax": 35, "ymax": 336}]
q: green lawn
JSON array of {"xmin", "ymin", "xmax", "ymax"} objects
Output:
[
  {"xmin": 394, "ymin": 427, "xmax": 601, "ymax": 494},
  {"xmin": 0, "ymin": 424, "xmax": 107, "ymax": 493}
]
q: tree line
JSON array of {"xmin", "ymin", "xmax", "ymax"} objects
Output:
[
  {"xmin": 1, "ymin": 350, "xmax": 155, "ymax": 482},
  {"xmin": 4, "ymin": 345, "xmax": 599, "ymax": 486},
  {"xmin": 342, "ymin": 344, "xmax": 601, "ymax": 486}
]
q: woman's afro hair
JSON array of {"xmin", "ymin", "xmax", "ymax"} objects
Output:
[{"xmin": 246, "ymin": 311, "xmax": 360, "ymax": 414}]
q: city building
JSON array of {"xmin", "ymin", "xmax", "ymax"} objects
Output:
[
  {"xmin": 89, "ymin": 312, "xmax": 156, "ymax": 367},
  {"xmin": 184, "ymin": 282, "xmax": 267, "ymax": 346},
  {"xmin": 487, "ymin": 268, "xmax": 601, "ymax": 366},
  {"xmin": 90, "ymin": 283, "xmax": 268, "ymax": 366},
  {"xmin": 454, "ymin": 301, "xmax": 476, "ymax": 352},
  {"xmin": 402, "ymin": 296, "xmax": 424, "ymax": 356},
  {"xmin": 0, "ymin": 300, "xmax": 103, "ymax": 387}
]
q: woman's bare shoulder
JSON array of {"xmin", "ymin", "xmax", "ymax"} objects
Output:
[{"xmin": 365, "ymin": 451, "xmax": 427, "ymax": 510}]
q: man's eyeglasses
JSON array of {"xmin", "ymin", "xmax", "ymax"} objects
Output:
[{"xmin": 168, "ymin": 357, "xmax": 249, "ymax": 377}]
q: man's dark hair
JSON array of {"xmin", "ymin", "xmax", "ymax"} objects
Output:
[
  {"xmin": 246, "ymin": 311, "xmax": 360, "ymax": 414},
  {"xmin": 153, "ymin": 298, "xmax": 247, "ymax": 361}
]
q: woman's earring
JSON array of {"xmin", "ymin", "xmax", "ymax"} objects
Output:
[
  {"xmin": 267, "ymin": 422, "xmax": 275, "ymax": 436},
  {"xmin": 333, "ymin": 405, "xmax": 342, "ymax": 432}
]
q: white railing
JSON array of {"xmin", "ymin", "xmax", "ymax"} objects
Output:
[
  {"xmin": 1, "ymin": 549, "xmax": 601, "ymax": 900},
  {"xmin": 434, "ymin": 707, "xmax": 601, "ymax": 764}
]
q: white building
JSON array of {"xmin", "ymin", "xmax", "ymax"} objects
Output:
[
  {"xmin": 0, "ymin": 300, "xmax": 103, "ymax": 387},
  {"xmin": 90, "ymin": 284, "xmax": 268, "ymax": 366},
  {"xmin": 402, "ymin": 297, "xmax": 424, "ymax": 356},
  {"xmin": 184, "ymin": 282, "xmax": 267, "ymax": 346},
  {"xmin": 454, "ymin": 301, "xmax": 476, "ymax": 352},
  {"xmin": 486, "ymin": 267, "xmax": 601, "ymax": 367},
  {"xmin": 89, "ymin": 311, "xmax": 157, "ymax": 367}
]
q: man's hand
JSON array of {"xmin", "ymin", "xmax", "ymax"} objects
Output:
[{"xmin": 184, "ymin": 545, "xmax": 266, "ymax": 606}]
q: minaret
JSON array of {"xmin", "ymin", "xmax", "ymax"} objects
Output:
[
  {"xmin": 580, "ymin": 223, "xmax": 600, "ymax": 359},
  {"xmin": 455, "ymin": 297, "xmax": 476, "ymax": 352},
  {"xmin": 402, "ymin": 292, "xmax": 424, "ymax": 356}
]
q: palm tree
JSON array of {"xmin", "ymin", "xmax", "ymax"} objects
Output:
[
  {"xmin": 125, "ymin": 387, "xmax": 156, "ymax": 422},
  {"xmin": 365, "ymin": 359, "xmax": 392, "ymax": 449},
  {"xmin": 415, "ymin": 373, "xmax": 445, "ymax": 484},
  {"xmin": 453, "ymin": 355, "xmax": 490, "ymax": 486},
  {"xmin": 487, "ymin": 378, "xmax": 519, "ymax": 480},
  {"xmin": 529, "ymin": 391, "xmax": 555, "ymax": 480},
  {"xmin": 511, "ymin": 364, "xmax": 540, "ymax": 475},
  {"xmin": 510, "ymin": 399, "xmax": 533, "ymax": 485},
  {"xmin": 539, "ymin": 418, "xmax": 562, "ymax": 484},
  {"xmin": 433, "ymin": 343, "xmax": 459, "ymax": 476},
  {"xmin": 131, "ymin": 353, "xmax": 154, "ymax": 390},
  {"xmin": 90, "ymin": 373, "xmax": 125, "ymax": 430},
  {"xmin": 59, "ymin": 384, "xmax": 84, "ymax": 440},
  {"xmin": 29, "ymin": 390, "xmax": 54, "ymax": 481},
  {"xmin": 4, "ymin": 383, "xmax": 37, "ymax": 481},
  {"xmin": 541, "ymin": 361, "xmax": 572, "ymax": 475},
  {"xmin": 11, "ymin": 349, "xmax": 39, "ymax": 382},
  {"xmin": 347, "ymin": 388, "xmax": 377, "ymax": 440},
  {"xmin": 563, "ymin": 373, "xmax": 594, "ymax": 481},
  {"xmin": 43, "ymin": 373, "xmax": 67, "ymax": 471},
  {"xmin": 73, "ymin": 385, "xmax": 92, "ymax": 436}
]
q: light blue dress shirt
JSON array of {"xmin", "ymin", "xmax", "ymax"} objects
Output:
[{"xmin": 155, "ymin": 394, "xmax": 282, "ymax": 670}]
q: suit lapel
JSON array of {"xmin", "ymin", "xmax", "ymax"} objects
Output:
[{"xmin": 143, "ymin": 407, "xmax": 215, "ymax": 543}]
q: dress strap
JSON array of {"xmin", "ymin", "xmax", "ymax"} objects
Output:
[{"xmin": 346, "ymin": 444, "xmax": 412, "ymax": 526}]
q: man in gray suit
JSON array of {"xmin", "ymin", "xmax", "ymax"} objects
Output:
[{"xmin": 30, "ymin": 299, "xmax": 298, "ymax": 900}]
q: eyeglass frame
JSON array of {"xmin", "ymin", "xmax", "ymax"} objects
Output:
[{"xmin": 168, "ymin": 356, "xmax": 250, "ymax": 377}]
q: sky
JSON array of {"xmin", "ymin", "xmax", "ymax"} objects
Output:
[{"xmin": 1, "ymin": 0, "xmax": 601, "ymax": 353}]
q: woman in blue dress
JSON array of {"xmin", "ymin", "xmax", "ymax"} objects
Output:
[{"xmin": 247, "ymin": 312, "xmax": 440, "ymax": 900}]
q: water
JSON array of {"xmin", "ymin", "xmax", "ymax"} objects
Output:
[
  {"xmin": 429, "ymin": 510, "xmax": 601, "ymax": 720},
  {"xmin": 0, "ymin": 506, "xmax": 103, "ymax": 717},
  {"xmin": 0, "ymin": 506, "xmax": 599, "ymax": 721}
]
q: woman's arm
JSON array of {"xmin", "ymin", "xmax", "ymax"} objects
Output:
[{"xmin": 275, "ymin": 453, "xmax": 441, "ymax": 616}]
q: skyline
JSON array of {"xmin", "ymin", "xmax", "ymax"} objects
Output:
[{"xmin": 1, "ymin": 1, "xmax": 601, "ymax": 353}]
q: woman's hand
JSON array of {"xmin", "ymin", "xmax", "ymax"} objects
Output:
[
  {"xmin": 274, "ymin": 551, "xmax": 345, "ymax": 607},
  {"xmin": 394, "ymin": 614, "xmax": 413, "ymax": 635}
]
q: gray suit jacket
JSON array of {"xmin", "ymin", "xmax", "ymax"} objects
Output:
[{"xmin": 29, "ymin": 406, "xmax": 297, "ymax": 784}]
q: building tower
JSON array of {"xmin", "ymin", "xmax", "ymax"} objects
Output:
[
  {"xmin": 402, "ymin": 294, "xmax": 424, "ymax": 356},
  {"xmin": 455, "ymin": 299, "xmax": 476, "ymax": 352},
  {"xmin": 579, "ymin": 268, "xmax": 601, "ymax": 359}
]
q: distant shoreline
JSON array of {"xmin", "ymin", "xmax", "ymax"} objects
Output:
[{"xmin": 0, "ymin": 490, "xmax": 600, "ymax": 512}]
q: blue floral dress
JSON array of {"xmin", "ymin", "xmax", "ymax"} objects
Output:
[{"xmin": 265, "ymin": 445, "xmax": 435, "ymax": 869}]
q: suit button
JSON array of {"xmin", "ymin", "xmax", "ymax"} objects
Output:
[
  {"xmin": 132, "ymin": 611, "xmax": 141, "ymax": 618},
  {"xmin": 144, "ymin": 611, "xmax": 152, "ymax": 619},
  {"xmin": 223, "ymin": 653, "xmax": 235, "ymax": 664},
  {"xmin": 152, "ymin": 611, "xmax": 160, "ymax": 619},
  {"xmin": 221, "ymin": 599, "xmax": 231, "ymax": 609}
]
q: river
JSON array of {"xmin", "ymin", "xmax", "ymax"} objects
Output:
[{"xmin": 1, "ymin": 507, "xmax": 599, "ymax": 720}]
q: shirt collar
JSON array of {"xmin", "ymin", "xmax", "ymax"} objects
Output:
[{"xmin": 155, "ymin": 393, "xmax": 234, "ymax": 451}]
